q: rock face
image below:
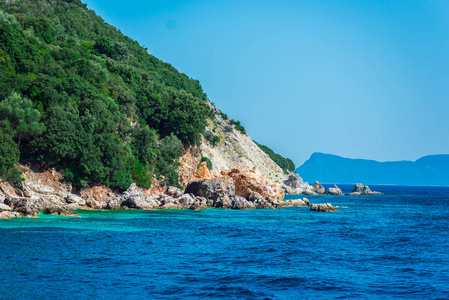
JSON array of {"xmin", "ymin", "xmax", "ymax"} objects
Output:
[
  {"xmin": 348, "ymin": 183, "xmax": 382, "ymax": 195},
  {"xmin": 200, "ymin": 105, "xmax": 288, "ymax": 183},
  {"xmin": 185, "ymin": 178, "xmax": 235, "ymax": 201},
  {"xmin": 310, "ymin": 203, "xmax": 338, "ymax": 212},
  {"xmin": 222, "ymin": 167, "xmax": 284, "ymax": 201},
  {"xmin": 325, "ymin": 185, "xmax": 343, "ymax": 195},
  {"xmin": 281, "ymin": 173, "xmax": 318, "ymax": 195}
]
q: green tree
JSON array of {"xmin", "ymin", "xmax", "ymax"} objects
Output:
[
  {"xmin": 0, "ymin": 92, "xmax": 45, "ymax": 148},
  {"xmin": 0, "ymin": 129, "xmax": 22, "ymax": 185}
]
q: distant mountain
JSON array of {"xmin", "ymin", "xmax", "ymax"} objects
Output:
[{"xmin": 296, "ymin": 153, "xmax": 449, "ymax": 186}]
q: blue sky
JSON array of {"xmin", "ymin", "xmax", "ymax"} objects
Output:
[{"xmin": 83, "ymin": 0, "xmax": 449, "ymax": 166}]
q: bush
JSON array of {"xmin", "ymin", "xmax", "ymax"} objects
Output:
[
  {"xmin": 204, "ymin": 132, "xmax": 221, "ymax": 147},
  {"xmin": 200, "ymin": 157, "xmax": 213, "ymax": 170}
]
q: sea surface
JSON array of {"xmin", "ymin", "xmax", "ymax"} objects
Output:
[{"xmin": 1, "ymin": 185, "xmax": 448, "ymax": 299}]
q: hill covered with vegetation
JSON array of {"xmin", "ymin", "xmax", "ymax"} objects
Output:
[
  {"xmin": 0, "ymin": 0, "xmax": 214, "ymax": 188},
  {"xmin": 0, "ymin": 0, "xmax": 296, "ymax": 189}
]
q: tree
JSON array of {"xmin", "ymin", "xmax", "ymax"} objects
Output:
[
  {"xmin": 0, "ymin": 129, "xmax": 22, "ymax": 185},
  {"xmin": 0, "ymin": 92, "xmax": 45, "ymax": 148}
]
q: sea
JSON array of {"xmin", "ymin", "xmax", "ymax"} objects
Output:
[{"xmin": 1, "ymin": 185, "xmax": 448, "ymax": 299}]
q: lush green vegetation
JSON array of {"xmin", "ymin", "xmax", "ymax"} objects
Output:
[
  {"xmin": 255, "ymin": 142, "xmax": 295, "ymax": 174},
  {"xmin": 0, "ymin": 0, "xmax": 211, "ymax": 188}
]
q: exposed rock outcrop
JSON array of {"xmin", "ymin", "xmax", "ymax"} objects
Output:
[
  {"xmin": 325, "ymin": 185, "xmax": 343, "ymax": 195},
  {"xmin": 43, "ymin": 205, "xmax": 81, "ymax": 217},
  {"xmin": 281, "ymin": 173, "xmax": 317, "ymax": 195},
  {"xmin": 200, "ymin": 106, "xmax": 288, "ymax": 183},
  {"xmin": 0, "ymin": 211, "xmax": 21, "ymax": 219},
  {"xmin": 310, "ymin": 203, "xmax": 338, "ymax": 212},
  {"xmin": 313, "ymin": 181, "xmax": 325, "ymax": 194},
  {"xmin": 222, "ymin": 167, "xmax": 284, "ymax": 201},
  {"xmin": 348, "ymin": 183, "xmax": 382, "ymax": 195}
]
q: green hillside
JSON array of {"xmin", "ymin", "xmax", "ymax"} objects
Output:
[{"xmin": 0, "ymin": 0, "xmax": 211, "ymax": 188}]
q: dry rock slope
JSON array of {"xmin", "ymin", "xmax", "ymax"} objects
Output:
[{"xmin": 200, "ymin": 105, "xmax": 288, "ymax": 183}]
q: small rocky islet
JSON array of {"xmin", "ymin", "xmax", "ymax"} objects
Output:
[{"xmin": 0, "ymin": 163, "xmax": 381, "ymax": 219}]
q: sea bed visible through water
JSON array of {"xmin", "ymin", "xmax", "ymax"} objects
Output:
[{"xmin": 1, "ymin": 185, "xmax": 448, "ymax": 299}]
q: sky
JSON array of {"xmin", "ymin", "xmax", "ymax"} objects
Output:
[{"xmin": 83, "ymin": 0, "xmax": 449, "ymax": 166}]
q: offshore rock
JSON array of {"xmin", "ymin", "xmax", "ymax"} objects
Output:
[
  {"xmin": 325, "ymin": 185, "xmax": 343, "ymax": 195},
  {"xmin": 281, "ymin": 198, "xmax": 311, "ymax": 207},
  {"xmin": 348, "ymin": 183, "xmax": 383, "ymax": 195},
  {"xmin": 222, "ymin": 167, "xmax": 284, "ymax": 201},
  {"xmin": 310, "ymin": 203, "xmax": 338, "ymax": 212},
  {"xmin": 313, "ymin": 181, "xmax": 325, "ymax": 194}
]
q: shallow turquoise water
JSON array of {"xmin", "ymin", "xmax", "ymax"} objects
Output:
[{"xmin": 1, "ymin": 185, "xmax": 448, "ymax": 299}]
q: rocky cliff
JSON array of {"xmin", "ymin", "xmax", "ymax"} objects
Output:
[{"xmin": 199, "ymin": 105, "xmax": 288, "ymax": 184}]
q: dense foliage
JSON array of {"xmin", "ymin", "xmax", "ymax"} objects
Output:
[
  {"xmin": 0, "ymin": 0, "xmax": 211, "ymax": 188},
  {"xmin": 255, "ymin": 142, "xmax": 295, "ymax": 174}
]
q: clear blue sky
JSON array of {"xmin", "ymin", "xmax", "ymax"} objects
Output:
[{"xmin": 83, "ymin": 0, "xmax": 449, "ymax": 166}]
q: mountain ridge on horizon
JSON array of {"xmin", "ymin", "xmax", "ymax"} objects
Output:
[{"xmin": 296, "ymin": 152, "xmax": 449, "ymax": 186}]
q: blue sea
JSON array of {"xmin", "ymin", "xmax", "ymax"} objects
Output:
[{"xmin": 1, "ymin": 185, "xmax": 449, "ymax": 299}]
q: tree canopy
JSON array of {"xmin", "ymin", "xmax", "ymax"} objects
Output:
[{"xmin": 0, "ymin": 0, "xmax": 210, "ymax": 188}]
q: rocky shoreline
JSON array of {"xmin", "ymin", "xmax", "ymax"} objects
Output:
[
  {"xmin": 281, "ymin": 173, "xmax": 382, "ymax": 196},
  {"xmin": 0, "ymin": 164, "xmax": 383, "ymax": 220}
]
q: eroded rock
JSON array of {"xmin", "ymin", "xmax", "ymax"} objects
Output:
[
  {"xmin": 348, "ymin": 183, "xmax": 382, "ymax": 195},
  {"xmin": 325, "ymin": 185, "xmax": 343, "ymax": 195},
  {"xmin": 313, "ymin": 181, "xmax": 325, "ymax": 194},
  {"xmin": 310, "ymin": 203, "xmax": 338, "ymax": 212},
  {"xmin": 222, "ymin": 167, "xmax": 284, "ymax": 201}
]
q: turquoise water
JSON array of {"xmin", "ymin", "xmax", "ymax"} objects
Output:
[{"xmin": 1, "ymin": 185, "xmax": 449, "ymax": 299}]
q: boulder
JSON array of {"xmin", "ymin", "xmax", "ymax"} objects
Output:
[
  {"xmin": 8, "ymin": 198, "xmax": 39, "ymax": 217},
  {"xmin": 106, "ymin": 196, "xmax": 123, "ymax": 210},
  {"xmin": 85, "ymin": 197, "xmax": 108, "ymax": 209},
  {"xmin": 43, "ymin": 205, "xmax": 81, "ymax": 217},
  {"xmin": 6, "ymin": 195, "xmax": 65, "ymax": 217},
  {"xmin": 0, "ymin": 203, "xmax": 12, "ymax": 212},
  {"xmin": 159, "ymin": 194, "xmax": 180, "ymax": 209},
  {"xmin": 313, "ymin": 181, "xmax": 325, "ymax": 194},
  {"xmin": 281, "ymin": 198, "xmax": 311, "ymax": 207},
  {"xmin": 185, "ymin": 177, "xmax": 235, "ymax": 201},
  {"xmin": 0, "ymin": 211, "xmax": 21, "ymax": 219},
  {"xmin": 222, "ymin": 167, "xmax": 284, "ymax": 201},
  {"xmin": 18, "ymin": 182, "xmax": 33, "ymax": 197},
  {"xmin": 247, "ymin": 193, "xmax": 281, "ymax": 209},
  {"xmin": 166, "ymin": 186, "xmax": 183, "ymax": 198},
  {"xmin": 348, "ymin": 183, "xmax": 382, "ymax": 195},
  {"xmin": 122, "ymin": 185, "xmax": 160, "ymax": 209},
  {"xmin": 310, "ymin": 203, "xmax": 338, "ymax": 212},
  {"xmin": 66, "ymin": 193, "xmax": 86, "ymax": 206},
  {"xmin": 177, "ymin": 193, "xmax": 195, "ymax": 209},
  {"xmin": 325, "ymin": 185, "xmax": 343, "ymax": 195},
  {"xmin": 190, "ymin": 196, "xmax": 209, "ymax": 210},
  {"xmin": 231, "ymin": 195, "xmax": 255, "ymax": 209},
  {"xmin": 283, "ymin": 173, "xmax": 303, "ymax": 189}
]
